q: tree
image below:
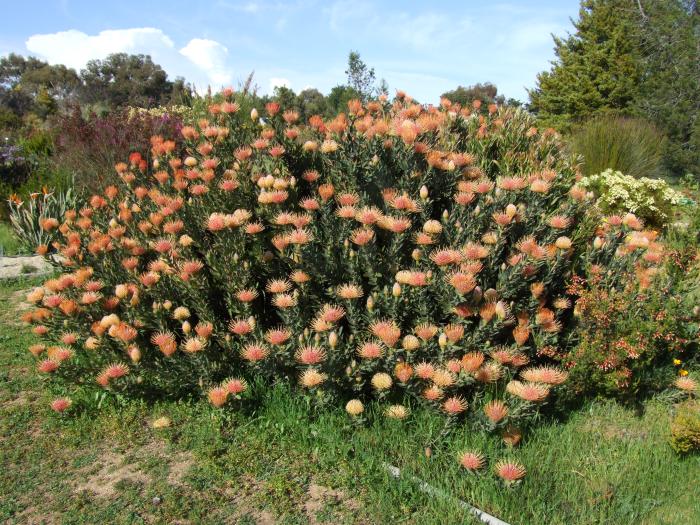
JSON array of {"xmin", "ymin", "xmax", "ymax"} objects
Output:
[
  {"xmin": 80, "ymin": 53, "xmax": 183, "ymax": 109},
  {"xmin": 296, "ymin": 88, "xmax": 327, "ymax": 121},
  {"xmin": 528, "ymin": 0, "xmax": 642, "ymax": 130},
  {"xmin": 345, "ymin": 51, "xmax": 376, "ymax": 100},
  {"xmin": 0, "ymin": 53, "xmax": 80, "ymax": 126},
  {"xmin": 631, "ymin": 0, "xmax": 700, "ymax": 176},
  {"xmin": 272, "ymin": 85, "xmax": 298, "ymax": 111},
  {"xmin": 326, "ymin": 85, "xmax": 361, "ymax": 117}
]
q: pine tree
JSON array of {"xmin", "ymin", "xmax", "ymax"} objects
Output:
[{"xmin": 528, "ymin": 0, "xmax": 642, "ymax": 130}]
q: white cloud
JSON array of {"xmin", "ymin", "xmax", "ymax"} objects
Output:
[
  {"xmin": 24, "ymin": 28, "xmax": 234, "ymax": 92},
  {"xmin": 25, "ymin": 28, "xmax": 175, "ymax": 71},
  {"xmin": 269, "ymin": 77, "xmax": 291, "ymax": 92},
  {"xmin": 179, "ymin": 38, "xmax": 232, "ymax": 87}
]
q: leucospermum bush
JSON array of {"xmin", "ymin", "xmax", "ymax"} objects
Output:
[{"xmin": 24, "ymin": 90, "xmax": 665, "ymax": 444}]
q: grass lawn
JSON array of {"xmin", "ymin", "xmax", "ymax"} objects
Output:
[
  {"xmin": 1, "ymin": 276, "xmax": 698, "ymax": 524},
  {"xmin": 0, "ymin": 222, "xmax": 22, "ymax": 256}
]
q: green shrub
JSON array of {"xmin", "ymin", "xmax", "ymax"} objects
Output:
[
  {"xmin": 670, "ymin": 401, "xmax": 700, "ymax": 454},
  {"xmin": 569, "ymin": 116, "xmax": 666, "ymax": 179},
  {"xmin": 8, "ymin": 187, "xmax": 77, "ymax": 254},
  {"xmin": 579, "ymin": 169, "xmax": 683, "ymax": 227},
  {"xmin": 20, "ymin": 91, "xmax": 670, "ymax": 443}
]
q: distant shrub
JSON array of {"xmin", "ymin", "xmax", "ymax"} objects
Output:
[
  {"xmin": 570, "ymin": 117, "xmax": 666, "ymax": 179},
  {"xmin": 670, "ymin": 401, "xmax": 700, "ymax": 454},
  {"xmin": 579, "ymin": 169, "xmax": 683, "ymax": 227},
  {"xmin": 51, "ymin": 106, "xmax": 184, "ymax": 194}
]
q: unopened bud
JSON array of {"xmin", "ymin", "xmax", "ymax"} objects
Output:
[
  {"xmin": 392, "ymin": 283, "xmax": 402, "ymax": 297},
  {"xmin": 420, "ymin": 185, "xmax": 429, "ymax": 200},
  {"xmin": 182, "ymin": 321, "xmax": 191, "ymax": 334},
  {"xmin": 329, "ymin": 331, "xmax": 338, "ymax": 348},
  {"xmin": 438, "ymin": 333, "xmax": 448, "ymax": 348},
  {"xmin": 366, "ymin": 296, "xmax": 374, "ymax": 311},
  {"xmin": 251, "ymin": 108, "xmax": 259, "ymax": 121}
]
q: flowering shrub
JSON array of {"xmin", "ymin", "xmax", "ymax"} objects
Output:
[
  {"xmin": 579, "ymin": 169, "xmax": 683, "ymax": 227},
  {"xmin": 23, "ymin": 90, "xmax": 666, "ymax": 442},
  {"xmin": 8, "ymin": 187, "xmax": 78, "ymax": 254}
]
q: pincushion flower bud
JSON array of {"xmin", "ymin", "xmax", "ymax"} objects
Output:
[
  {"xmin": 115, "ymin": 284, "xmax": 128, "ymax": 299},
  {"xmin": 506, "ymin": 204, "xmax": 517, "ymax": 218},
  {"xmin": 85, "ymin": 337, "xmax": 100, "ymax": 350},
  {"xmin": 184, "ymin": 156, "xmax": 197, "ymax": 167},
  {"xmin": 555, "ymin": 236, "xmax": 572, "ymax": 250},
  {"xmin": 420, "ymin": 185, "xmax": 429, "ymax": 200},
  {"xmin": 328, "ymin": 331, "xmax": 338, "ymax": 348},
  {"xmin": 251, "ymin": 108, "xmax": 259, "ymax": 121},
  {"xmin": 248, "ymin": 316, "xmax": 256, "ymax": 330},
  {"xmin": 412, "ymin": 249, "xmax": 422, "ymax": 261},
  {"xmin": 179, "ymin": 235, "xmax": 194, "ymax": 247},
  {"xmin": 366, "ymin": 296, "xmax": 374, "ymax": 311},
  {"xmin": 163, "ymin": 300, "xmax": 172, "ymax": 310},
  {"xmin": 346, "ymin": 399, "xmax": 364, "ymax": 416},
  {"xmin": 402, "ymin": 335, "xmax": 420, "ymax": 351},
  {"xmin": 593, "ymin": 236, "xmax": 604, "ymax": 249},
  {"xmin": 128, "ymin": 346, "xmax": 142, "ymax": 363},
  {"xmin": 438, "ymin": 333, "xmax": 448, "ymax": 348},
  {"xmin": 392, "ymin": 283, "xmax": 402, "ymax": 297}
]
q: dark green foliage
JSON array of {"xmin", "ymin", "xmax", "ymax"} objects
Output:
[
  {"xmin": 79, "ymin": 53, "xmax": 191, "ymax": 110},
  {"xmin": 528, "ymin": 0, "xmax": 642, "ymax": 131},
  {"xmin": 441, "ymin": 83, "xmax": 521, "ymax": 109},
  {"xmin": 569, "ymin": 116, "xmax": 666, "ymax": 177}
]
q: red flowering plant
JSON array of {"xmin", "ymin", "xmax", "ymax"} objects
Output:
[
  {"xmin": 22, "ymin": 89, "xmax": 667, "ymax": 440},
  {"xmin": 557, "ymin": 220, "xmax": 700, "ymax": 401}
]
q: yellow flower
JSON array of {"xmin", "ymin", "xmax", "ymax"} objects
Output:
[
  {"xmin": 673, "ymin": 359, "xmax": 682, "ymax": 366},
  {"xmin": 679, "ymin": 369, "xmax": 689, "ymax": 377}
]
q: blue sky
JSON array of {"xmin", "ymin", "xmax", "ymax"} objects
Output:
[{"xmin": 1, "ymin": 0, "xmax": 580, "ymax": 103}]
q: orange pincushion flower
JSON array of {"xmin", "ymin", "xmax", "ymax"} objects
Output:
[
  {"xmin": 431, "ymin": 368, "xmax": 456, "ymax": 388},
  {"xmin": 357, "ymin": 341, "xmax": 383, "ymax": 360},
  {"xmin": 443, "ymin": 396, "xmax": 468, "ymax": 415},
  {"xmin": 674, "ymin": 377, "xmax": 697, "ymax": 392},
  {"xmin": 520, "ymin": 366, "xmax": 568, "ymax": 385},
  {"xmin": 370, "ymin": 320, "xmax": 401, "ymax": 347},
  {"xmin": 513, "ymin": 325, "xmax": 530, "ymax": 346},
  {"xmin": 266, "ymin": 279, "xmax": 292, "ymax": 294},
  {"xmin": 458, "ymin": 451, "xmax": 485, "ymax": 471},
  {"xmin": 182, "ymin": 337, "xmax": 206, "ymax": 353},
  {"xmin": 495, "ymin": 460, "xmax": 526, "ymax": 483},
  {"xmin": 38, "ymin": 359, "xmax": 59, "ymax": 373},
  {"xmin": 273, "ymin": 293, "xmax": 297, "ymax": 308},
  {"xmin": 229, "ymin": 319, "xmax": 253, "ymax": 335},
  {"xmin": 236, "ymin": 289, "xmax": 259, "ymax": 302},
  {"xmin": 224, "ymin": 377, "xmax": 247, "ymax": 395},
  {"xmin": 461, "ymin": 352, "xmax": 485, "ymax": 372},
  {"xmin": 319, "ymin": 304, "xmax": 345, "ymax": 323},
  {"xmin": 299, "ymin": 368, "xmax": 327, "ymax": 388},
  {"xmin": 506, "ymin": 380, "xmax": 550, "ymax": 402},
  {"xmin": 415, "ymin": 323, "xmax": 438, "ymax": 341},
  {"xmin": 208, "ymin": 386, "xmax": 229, "ymax": 407},
  {"xmin": 103, "ymin": 363, "xmax": 130, "ymax": 379},
  {"xmin": 484, "ymin": 400, "xmax": 509, "ymax": 423},
  {"xmin": 51, "ymin": 397, "xmax": 72, "ymax": 413},
  {"xmin": 266, "ymin": 327, "xmax": 292, "ymax": 345},
  {"xmin": 337, "ymin": 284, "xmax": 364, "ymax": 299},
  {"xmin": 241, "ymin": 343, "xmax": 269, "ymax": 362},
  {"xmin": 473, "ymin": 362, "xmax": 502, "ymax": 383},
  {"xmin": 444, "ymin": 323, "xmax": 464, "ymax": 343},
  {"xmin": 350, "ymin": 228, "xmax": 375, "ymax": 246},
  {"xmin": 394, "ymin": 362, "xmax": 413, "ymax": 383},
  {"xmin": 295, "ymin": 345, "xmax": 326, "ymax": 365},
  {"xmin": 422, "ymin": 385, "xmax": 444, "ymax": 401},
  {"xmin": 415, "ymin": 362, "xmax": 435, "ymax": 380}
]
